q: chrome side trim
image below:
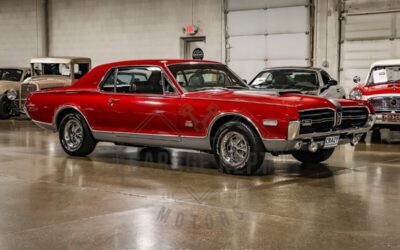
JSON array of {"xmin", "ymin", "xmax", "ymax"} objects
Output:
[
  {"xmin": 32, "ymin": 120, "xmax": 55, "ymax": 131},
  {"xmin": 206, "ymin": 112, "xmax": 264, "ymax": 140},
  {"xmin": 52, "ymin": 105, "xmax": 93, "ymax": 130},
  {"xmin": 92, "ymin": 131, "xmax": 211, "ymax": 151}
]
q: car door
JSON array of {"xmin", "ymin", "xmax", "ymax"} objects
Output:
[{"xmin": 104, "ymin": 66, "xmax": 181, "ymax": 142}]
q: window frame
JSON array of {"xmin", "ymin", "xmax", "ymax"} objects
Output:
[
  {"xmin": 320, "ymin": 70, "xmax": 332, "ymax": 86},
  {"xmin": 98, "ymin": 65, "xmax": 179, "ymax": 96}
]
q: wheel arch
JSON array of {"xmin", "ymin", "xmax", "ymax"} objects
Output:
[
  {"xmin": 208, "ymin": 113, "xmax": 266, "ymax": 151},
  {"xmin": 54, "ymin": 106, "xmax": 90, "ymax": 131}
]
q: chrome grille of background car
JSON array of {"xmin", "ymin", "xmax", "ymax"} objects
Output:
[
  {"xmin": 338, "ymin": 107, "xmax": 369, "ymax": 129},
  {"xmin": 369, "ymin": 96, "xmax": 400, "ymax": 112},
  {"xmin": 20, "ymin": 84, "xmax": 38, "ymax": 108},
  {"xmin": 299, "ymin": 109, "xmax": 335, "ymax": 134}
]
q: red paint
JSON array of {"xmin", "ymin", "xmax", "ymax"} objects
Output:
[
  {"xmin": 26, "ymin": 60, "xmax": 372, "ymax": 140},
  {"xmin": 352, "ymin": 82, "xmax": 400, "ymax": 96}
]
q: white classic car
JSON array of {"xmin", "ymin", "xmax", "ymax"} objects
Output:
[{"xmin": 249, "ymin": 67, "xmax": 347, "ymax": 99}]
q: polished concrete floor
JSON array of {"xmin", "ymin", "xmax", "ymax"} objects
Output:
[{"xmin": 0, "ymin": 119, "xmax": 399, "ymax": 250}]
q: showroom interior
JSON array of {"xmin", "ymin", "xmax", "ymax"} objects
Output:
[{"xmin": 0, "ymin": 0, "xmax": 400, "ymax": 249}]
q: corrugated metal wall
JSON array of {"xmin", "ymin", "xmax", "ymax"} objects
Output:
[
  {"xmin": 225, "ymin": 0, "xmax": 312, "ymax": 81},
  {"xmin": 340, "ymin": 0, "xmax": 400, "ymax": 93}
]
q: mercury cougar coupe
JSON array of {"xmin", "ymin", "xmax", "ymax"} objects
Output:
[{"xmin": 25, "ymin": 60, "xmax": 375, "ymax": 175}]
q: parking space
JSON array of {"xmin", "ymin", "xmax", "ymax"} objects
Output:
[{"xmin": 0, "ymin": 120, "xmax": 399, "ymax": 249}]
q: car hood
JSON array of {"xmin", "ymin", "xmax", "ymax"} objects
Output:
[
  {"xmin": 359, "ymin": 82, "xmax": 400, "ymax": 96},
  {"xmin": 27, "ymin": 75, "xmax": 72, "ymax": 88},
  {"xmin": 183, "ymin": 89, "xmax": 342, "ymax": 110},
  {"xmin": 0, "ymin": 80, "xmax": 21, "ymax": 93}
]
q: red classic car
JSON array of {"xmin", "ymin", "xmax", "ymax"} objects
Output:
[
  {"xmin": 25, "ymin": 60, "xmax": 375, "ymax": 175},
  {"xmin": 350, "ymin": 60, "xmax": 400, "ymax": 135}
]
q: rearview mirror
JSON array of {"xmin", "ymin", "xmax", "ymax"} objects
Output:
[
  {"xmin": 353, "ymin": 76, "xmax": 361, "ymax": 83},
  {"xmin": 327, "ymin": 79, "xmax": 338, "ymax": 86},
  {"xmin": 242, "ymin": 79, "xmax": 247, "ymax": 84}
]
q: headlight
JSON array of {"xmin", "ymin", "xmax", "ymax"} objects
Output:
[
  {"xmin": 287, "ymin": 121, "xmax": 300, "ymax": 140},
  {"xmin": 6, "ymin": 89, "xmax": 17, "ymax": 101},
  {"xmin": 349, "ymin": 89, "xmax": 363, "ymax": 100}
]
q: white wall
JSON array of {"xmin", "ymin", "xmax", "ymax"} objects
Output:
[
  {"xmin": 0, "ymin": 0, "xmax": 46, "ymax": 67},
  {"xmin": 313, "ymin": 0, "xmax": 340, "ymax": 79},
  {"xmin": 48, "ymin": 0, "xmax": 224, "ymax": 66}
]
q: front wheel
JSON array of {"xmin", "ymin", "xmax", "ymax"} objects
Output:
[
  {"xmin": 0, "ymin": 95, "xmax": 11, "ymax": 119},
  {"xmin": 291, "ymin": 148, "xmax": 335, "ymax": 164},
  {"xmin": 213, "ymin": 121, "xmax": 265, "ymax": 175},
  {"xmin": 59, "ymin": 113, "xmax": 97, "ymax": 156}
]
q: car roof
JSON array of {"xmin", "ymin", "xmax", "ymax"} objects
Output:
[
  {"xmin": 370, "ymin": 59, "xmax": 400, "ymax": 67},
  {"xmin": 30, "ymin": 57, "xmax": 91, "ymax": 64},
  {"xmin": 97, "ymin": 59, "xmax": 221, "ymax": 68},
  {"xmin": 261, "ymin": 66, "xmax": 322, "ymax": 71}
]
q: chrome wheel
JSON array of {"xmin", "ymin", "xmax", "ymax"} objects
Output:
[
  {"xmin": 219, "ymin": 131, "xmax": 250, "ymax": 169},
  {"xmin": 63, "ymin": 119, "xmax": 83, "ymax": 152}
]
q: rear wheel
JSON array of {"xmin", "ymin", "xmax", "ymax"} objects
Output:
[
  {"xmin": 213, "ymin": 121, "xmax": 265, "ymax": 175},
  {"xmin": 59, "ymin": 113, "xmax": 97, "ymax": 156},
  {"xmin": 292, "ymin": 148, "xmax": 335, "ymax": 164},
  {"xmin": 0, "ymin": 95, "xmax": 11, "ymax": 120}
]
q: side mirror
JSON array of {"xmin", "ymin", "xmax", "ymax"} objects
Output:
[
  {"xmin": 327, "ymin": 79, "xmax": 338, "ymax": 86},
  {"xmin": 353, "ymin": 76, "xmax": 361, "ymax": 84}
]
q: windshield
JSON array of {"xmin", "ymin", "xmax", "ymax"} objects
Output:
[
  {"xmin": 0, "ymin": 69, "xmax": 23, "ymax": 82},
  {"xmin": 167, "ymin": 64, "xmax": 249, "ymax": 92},
  {"xmin": 33, "ymin": 63, "xmax": 71, "ymax": 77},
  {"xmin": 368, "ymin": 66, "xmax": 400, "ymax": 84},
  {"xmin": 250, "ymin": 69, "xmax": 319, "ymax": 91}
]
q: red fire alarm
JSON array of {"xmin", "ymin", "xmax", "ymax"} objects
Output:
[{"xmin": 184, "ymin": 25, "xmax": 199, "ymax": 35}]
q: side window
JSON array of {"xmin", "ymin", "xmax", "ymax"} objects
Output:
[
  {"xmin": 321, "ymin": 70, "xmax": 331, "ymax": 85},
  {"xmin": 24, "ymin": 71, "xmax": 31, "ymax": 80},
  {"xmin": 74, "ymin": 64, "xmax": 90, "ymax": 79},
  {"xmin": 100, "ymin": 67, "xmax": 176, "ymax": 94},
  {"xmin": 251, "ymin": 71, "xmax": 273, "ymax": 86}
]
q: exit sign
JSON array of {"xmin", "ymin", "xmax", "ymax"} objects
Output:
[{"xmin": 185, "ymin": 25, "xmax": 199, "ymax": 35}]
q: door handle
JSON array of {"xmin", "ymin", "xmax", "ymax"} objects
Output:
[{"xmin": 108, "ymin": 98, "xmax": 120, "ymax": 104}]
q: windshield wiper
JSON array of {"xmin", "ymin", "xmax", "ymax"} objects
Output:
[
  {"xmin": 223, "ymin": 85, "xmax": 249, "ymax": 89},
  {"xmin": 190, "ymin": 87, "xmax": 227, "ymax": 92},
  {"xmin": 191, "ymin": 86, "xmax": 248, "ymax": 92}
]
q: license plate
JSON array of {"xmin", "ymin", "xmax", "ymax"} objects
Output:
[
  {"xmin": 382, "ymin": 113, "xmax": 400, "ymax": 123},
  {"xmin": 324, "ymin": 136, "xmax": 340, "ymax": 148}
]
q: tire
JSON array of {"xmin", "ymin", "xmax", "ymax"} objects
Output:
[
  {"xmin": 291, "ymin": 148, "xmax": 335, "ymax": 164},
  {"xmin": 59, "ymin": 113, "xmax": 97, "ymax": 156},
  {"xmin": 213, "ymin": 121, "xmax": 265, "ymax": 175},
  {"xmin": 371, "ymin": 129, "xmax": 381, "ymax": 143},
  {"xmin": 0, "ymin": 95, "xmax": 11, "ymax": 120}
]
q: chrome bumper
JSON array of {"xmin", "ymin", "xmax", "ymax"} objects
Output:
[{"xmin": 263, "ymin": 115, "xmax": 375, "ymax": 153}]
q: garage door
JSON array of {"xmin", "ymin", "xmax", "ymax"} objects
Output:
[
  {"xmin": 340, "ymin": 0, "xmax": 400, "ymax": 94},
  {"xmin": 226, "ymin": 0, "xmax": 312, "ymax": 81}
]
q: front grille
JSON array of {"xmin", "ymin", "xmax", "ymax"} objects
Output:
[
  {"xmin": 299, "ymin": 109, "xmax": 335, "ymax": 134},
  {"xmin": 369, "ymin": 96, "xmax": 400, "ymax": 112},
  {"xmin": 339, "ymin": 107, "xmax": 369, "ymax": 129},
  {"xmin": 19, "ymin": 84, "xmax": 38, "ymax": 108}
]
